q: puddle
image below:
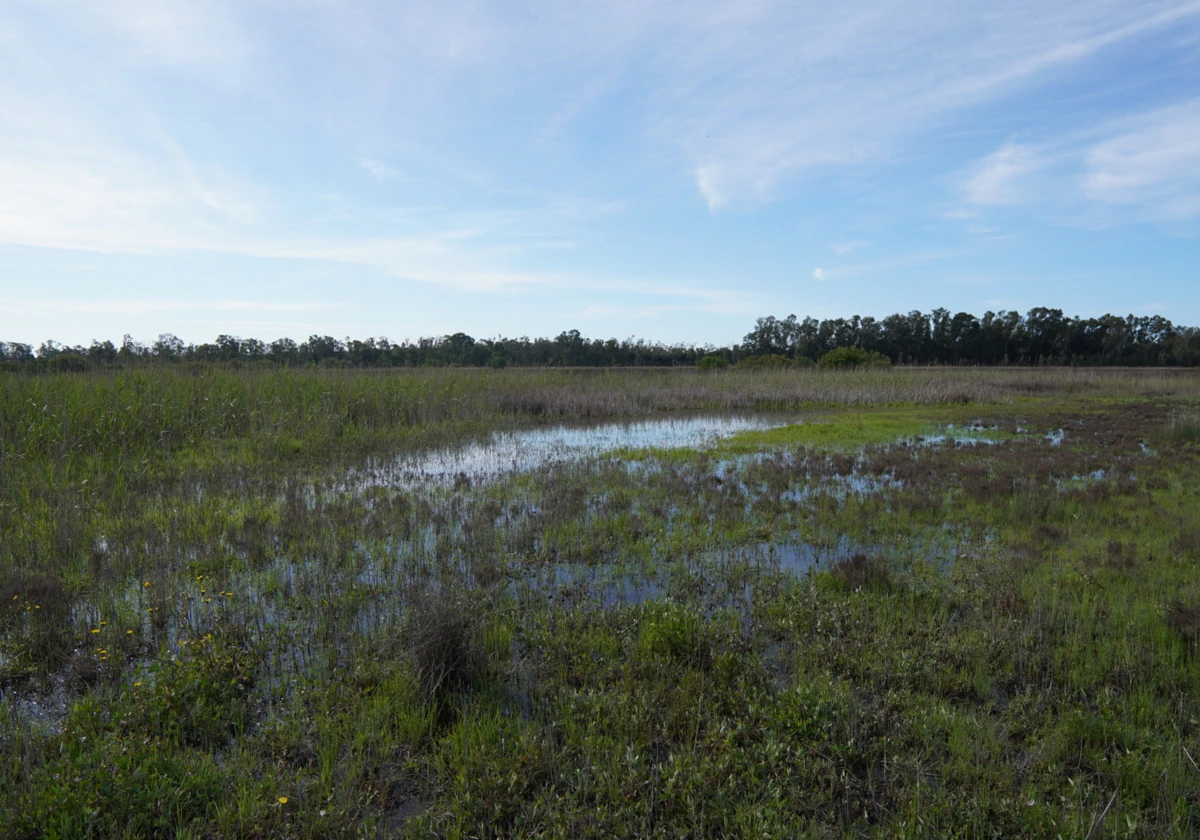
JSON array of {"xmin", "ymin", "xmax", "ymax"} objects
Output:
[
  {"xmin": 913, "ymin": 424, "xmax": 1008, "ymax": 447},
  {"xmin": 365, "ymin": 415, "xmax": 793, "ymax": 487}
]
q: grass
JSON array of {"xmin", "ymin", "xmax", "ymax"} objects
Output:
[{"xmin": 2, "ymin": 365, "xmax": 1200, "ymax": 837}]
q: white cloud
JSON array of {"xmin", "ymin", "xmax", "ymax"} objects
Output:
[
  {"xmin": 657, "ymin": 1, "xmax": 1200, "ymax": 208},
  {"xmin": 833, "ymin": 241, "xmax": 867, "ymax": 255},
  {"xmin": 965, "ymin": 144, "xmax": 1044, "ymax": 205},
  {"xmin": 958, "ymin": 99, "xmax": 1200, "ymax": 221},
  {"xmin": 812, "ymin": 268, "xmax": 827, "ymax": 282},
  {"xmin": 1082, "ymin": 101, "xmax": 1200, "ymax": 217},
  {"xmin": 359, "ymin": 157, "xmax": 403, "ymax": 181}
]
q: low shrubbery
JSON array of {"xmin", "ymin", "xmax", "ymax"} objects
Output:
[{"xmin": 817, "ymin": 346, "xmax": 891, "ymax": 369}]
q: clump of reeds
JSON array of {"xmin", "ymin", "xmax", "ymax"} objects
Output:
[
  {"xmin": 832, "ymin": 553, "xmax": 891, "ymax": 591},
  {"xmin": 1168, "ymin": 405, "xmax": 1200, "ymax": 442},
  {"xmin": 0, "ymin": 573, "xmax": 68, "ymax": 612},
  {"xmin": 405, "ymin": 592, "xmax": 486, "ymax": 697}
]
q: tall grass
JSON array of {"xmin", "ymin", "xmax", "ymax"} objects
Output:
[
  {"xmin": 4, "ymin": 365, "xmax": 1196, "ymax": 464},
  {"xmin": 1169, "ymin": 404, "xmax": 1200, "ymax": 442}
]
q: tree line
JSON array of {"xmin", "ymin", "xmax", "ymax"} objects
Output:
[
  {"xmin": 3, "ymin": 307, "xmax": 1198, "ymax": 371},
  {"xmin": 740, "ymin": 308, "xmax": 1200, "ymax": 367}
]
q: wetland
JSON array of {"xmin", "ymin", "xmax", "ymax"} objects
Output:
[{"xmin": 2, "ymin": 365, "xmax": 1200, "ymax": 838}]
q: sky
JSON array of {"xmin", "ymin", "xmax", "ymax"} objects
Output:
[{"xmin": 0, "ymin": 0, "xmax": 1198, "ymax": 348}]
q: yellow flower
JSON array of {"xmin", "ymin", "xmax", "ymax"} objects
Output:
[
  {"xmin": 278, "ymin": 796, "xmax": 288, "ymax": 805},
  {"xmin": 143, "ymin": 581, "xmax": 150, "ymax": 587},
  {"xmin": 133, "ymin": 681, "xmax": 142, "ymax": 687},
  {"xmin": 91, "ymin": 628, "xmax": 101, "ymax": 634},
  {"xmin": 126, "ymin": 630, "xmax": 134, "ymax": 635}
]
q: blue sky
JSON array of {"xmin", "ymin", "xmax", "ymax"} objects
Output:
[{"xmin": 1, "ymin": 0, "xmax": 1198, "ymax": 348}]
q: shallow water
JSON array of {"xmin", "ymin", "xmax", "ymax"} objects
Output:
[{"xmin": 367, "ymin": 414, "xmax": 794, "ymax": 487}]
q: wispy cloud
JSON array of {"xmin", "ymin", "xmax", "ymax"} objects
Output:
[
  {"xmin": 1082, "ymin": 101, "xmax": 1200, "ymax": 217},
  {"xmin": 832, "ymin": 241, "xmax": 867, "ymax": 255},
  {"xmin": 359, "ymin": 157, "xmax": 404, "ymax": 181},
  {"xmin": 965, "ymin": 144, "xmax": 1045, "ymax": 205},
  {"xmin": 658, "ymin": 1, "xmax": 1200, "ymax": 208},
  {"xmin": 959, "ymin": 99, "xmax": 1200, "ymax": 220}
]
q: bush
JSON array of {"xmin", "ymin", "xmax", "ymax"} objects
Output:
[
  {"xmin": 736, "ymin": 354, "xmax": 794, "ymax": 370},
  {"xmin": 696, "ymin": 355, "xmax": 729, "ymax": 371},
  {"xmin": 817, "ymin": 347, "xmax": 891, "ymax": 369}
]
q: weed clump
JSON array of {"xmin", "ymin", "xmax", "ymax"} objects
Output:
[
  {"xmin": 1168, "ymin": 406, "xmax": 1200, "ymax": 442},
  {"xmin": 406, "ymin": 593, "xmax": 486, "ymax": 697},
  {"xmin": 1166, "ymin": 601, "xmax": 1200, "ymax": 644},
  {"xmin": 1173, "ymin": 524, "xmax": 1200, "ymax": 559},
  {"xmin": 0, "ymin": 573, "xmax": 75, "ymax": 678},
  {"xmin": 831, "ymin": 553, "xmax": 892, "ymax": 591}
]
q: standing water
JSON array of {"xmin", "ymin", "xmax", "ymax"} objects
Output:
[{"xmin": 365, "ymin": 414, "xmax": 793, "ymax": 487}]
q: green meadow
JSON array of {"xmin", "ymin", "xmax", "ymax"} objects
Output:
[{"xmin": 2, "ymin": 365, "xmax": 1200, "ymax": 838}]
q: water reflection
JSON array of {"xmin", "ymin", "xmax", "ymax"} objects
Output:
[{"xmin": 368, "ymin": 415, "xmax": 793, "ymax": 487}]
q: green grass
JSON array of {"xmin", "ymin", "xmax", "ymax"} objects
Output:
[
  {"xmin": 3, "ymin": 367, "xmax": 1200, "ymax": 837},
  {"xmin": 717, "ymin": 406, "xmax": 976, "ymax": 450}
]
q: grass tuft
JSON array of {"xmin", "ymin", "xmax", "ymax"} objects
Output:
[
  {"xmin": 1166, "ymin": 601, "xmax": 1200, "ymax": 643},
  {"xmin": 406, "ymin": 593, "xmax": 487, "ymax": 698},
  {"xmin": 831, "ymin": 552, "xmax": 892, "ymax": 591}
]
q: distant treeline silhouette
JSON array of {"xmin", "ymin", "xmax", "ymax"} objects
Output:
[{"xmin": 3, "ymin": 307, "xmax": 1198, "ymax": 370}]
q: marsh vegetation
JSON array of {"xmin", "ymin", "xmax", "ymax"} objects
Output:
[{"xmin": 2, "ymin": 365, "xmax": 1200, "ymax": 837}]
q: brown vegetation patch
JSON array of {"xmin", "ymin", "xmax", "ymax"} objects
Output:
[
  {"xmin": 832, "ymin": 553, "xmax": 892, "ymax": 592},
  {"xmin": 1166, "ymin": 601, "xmax": 1200, "ymax": 643}
]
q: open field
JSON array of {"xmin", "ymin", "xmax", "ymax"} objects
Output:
[{"xmin": 3, "ymin": 366, "xmax": 1200, "ymax": 838}]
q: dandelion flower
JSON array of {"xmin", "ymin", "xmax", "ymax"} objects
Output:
[
  {"xmin": 278, "ymin": 796, "xmax": 288, "ymax": 805},
  {"xmin": 143, "ymin": 581, "xmax": 150, "ymax": 587}
]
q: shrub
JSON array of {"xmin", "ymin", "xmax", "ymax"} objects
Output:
[
  {"xmin": 121, "ymin": 628, "xmax": 259, "ymax": 748},
  {"xmin": 817, "ymin": 347, "xmax": 891, "ymax": 369},
  {"xmin": 696, "ymin": 355, "xmax": 729, "ymax": 371},
  {"xmin": 736, "ymin": 354, "xmax": 793, "ymax": 370}
]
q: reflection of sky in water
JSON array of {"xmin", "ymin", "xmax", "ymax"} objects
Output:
[{"xmin": 372, "ymin": 415, "xmax": 792, "ymax": 486}]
